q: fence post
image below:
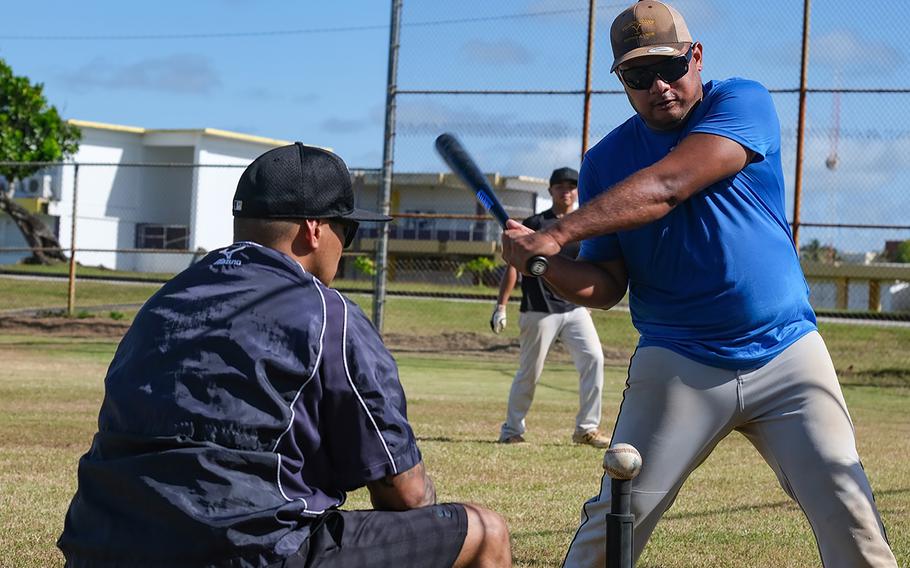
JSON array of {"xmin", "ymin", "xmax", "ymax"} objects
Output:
[
  {"xmin": 67, "ymin": 163, "xmax": 79, "ymax": 316},
  {"xmin": 580, "ymin": 0, "xmax": 597, "ymax": 161},
  {"xmin": 373, "ymin": 0, "xmax": 404, "ymax": 334},
  {"xmin": 835, "ymin": 278, "xmax": 849, "ymax": 310},
  {"xmin": 792, "ymin": 0, "xmax": 811, "ymax": 250},
  {"xmin": 868, "ymin": 280, "xmax": 881, "ymax": 312}
]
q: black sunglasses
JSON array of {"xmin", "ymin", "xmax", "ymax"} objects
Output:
[
  {"xmin": 618, "ymin": 46, "xmax": 694, "ymax": 90},
  {"xmin": 330, "ymin": 219, "xmax": 359, "ymax": 248}
]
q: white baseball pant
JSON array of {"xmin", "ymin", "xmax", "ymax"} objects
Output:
[
  {"xmin": 562, "ymin": 331, "xmax": 896, "ymax": 568},
  {"xmin": 500, "ymin": 306, "xmax": 605, "ymax": 439}
]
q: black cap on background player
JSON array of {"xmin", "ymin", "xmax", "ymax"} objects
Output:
[{"xmin": 549, "ymin": 167, "xmax": 579, "ymax": 187}]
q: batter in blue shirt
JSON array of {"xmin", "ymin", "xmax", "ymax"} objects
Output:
[
  {"xmin": 578, "ymin": 76, "xmax": 816, "ymax": 369},
  {"xmin": 502, "ymin": 2, "xmax": 896, "ymax": 567}
]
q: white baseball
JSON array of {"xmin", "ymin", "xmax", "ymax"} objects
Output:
[{"xmin": 602, "ymin": 443, "xmax": 642, "ymax": 480}]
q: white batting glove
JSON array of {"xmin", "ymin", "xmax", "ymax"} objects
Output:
[{"xmin": 490, "ymin": 305, "xmax": 507, "ymax": 334}]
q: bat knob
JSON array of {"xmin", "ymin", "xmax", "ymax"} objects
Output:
[{"xmin": 527, "ymin": 256, "xmax": 548, "ymax": 276}]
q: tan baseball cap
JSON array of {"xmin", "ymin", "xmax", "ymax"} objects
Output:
[{"xmin": 610, "ymin": 1, "xmax": 692, "ymax": 72}]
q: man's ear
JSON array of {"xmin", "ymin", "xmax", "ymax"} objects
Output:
[{"xmin": 290, "ymin": 219, "xmax": 321, "ymax": 257}]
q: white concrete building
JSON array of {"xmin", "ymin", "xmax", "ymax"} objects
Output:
[{"xmin": 1, "ymin": 120, "xmax": 292, "ymax": 272}]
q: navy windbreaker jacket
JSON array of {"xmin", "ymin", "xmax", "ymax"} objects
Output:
[{"xmin": 58, "ymin": 242, "xmax": 421, "ymax": 567}]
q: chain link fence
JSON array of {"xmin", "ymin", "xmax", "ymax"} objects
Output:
[
  {"xmin": 0, "ymin": 161, "xmax": 523, "ymax": 315},
  {"xmin": 1, "ymin": 1, "xmax": 909, "ymax": 320},
  {"xmin": 390, "ymin": 0, "xmax": 910, "ymax": 317}
]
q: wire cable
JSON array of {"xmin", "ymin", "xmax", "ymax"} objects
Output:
[{"xmin": 0, "ymin": 5, "xmax": 627, "ymax": 42}]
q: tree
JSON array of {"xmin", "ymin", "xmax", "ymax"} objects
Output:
[
  {"xmin": 353, "ymin": 255, "xmax": 376, "ymax": 277},
  {"xmin": 893, "ymin": 240, "xmax": 910, "ymax": 263},
  {"xmin": 0, "ymin": 57, "xmax": 81, "ymax": 264},
  {"xmin": 799, "ymin": 239, "xmax": 839, "ymax": 264},
  {"xmin": 455, "ymin": 256, "xmax": 499, "ymax": 286}
]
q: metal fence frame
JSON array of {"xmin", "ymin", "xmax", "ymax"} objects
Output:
[
  {"xmin": 371, "ymin": 0, "xmax": 910, "ymax": 328},
  {"xmin": 3, "ymin": 1, "xmax": 910, "ymax": 321}
]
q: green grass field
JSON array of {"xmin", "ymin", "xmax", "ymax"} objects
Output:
[{"xmin": 1, "ymin": 281, "xmax": 908, "ymax": 567}]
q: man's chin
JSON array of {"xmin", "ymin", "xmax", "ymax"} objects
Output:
[{"xmin": 646, "ymin": 109, "xmax": 686, "ymax": 130}]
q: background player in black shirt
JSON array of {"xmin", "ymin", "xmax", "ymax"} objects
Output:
[{"xmin": 491, "ymin": 167, "xmax": 609, "ymax": 447}]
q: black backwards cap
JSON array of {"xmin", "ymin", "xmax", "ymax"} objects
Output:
[
  {"xmin": 549, "ymin": 167, "xmax": 579, "ymax": 187},
  {"xmin": 233, "ymin": 142, "xmax": 391, "ymax": 223}
]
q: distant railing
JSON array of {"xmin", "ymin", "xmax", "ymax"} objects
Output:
[{"xmin": 802, "ymin": 261, "xmax": 910, "ymax": 312}]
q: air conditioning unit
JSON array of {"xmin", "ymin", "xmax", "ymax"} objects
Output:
[{"xmin": 15, "ymin": 174, "xmax": 54, "ymax": 200}]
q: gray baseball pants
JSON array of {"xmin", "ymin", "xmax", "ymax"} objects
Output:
[
  {"xmin": 562, "ymin": 331, "xmax": 896, "ymax": 567},
  {"xmin": 500, "ymin": 307, "xmax": 605, "ymax": 439}
]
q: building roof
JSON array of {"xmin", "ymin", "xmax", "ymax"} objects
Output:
[
  {"xmin": 350, "ymin": 170, "xmax": 549, "ymax": 194},
  {"xmin": 68, "ymin": 119, "xmax": 296, "ymax": 148}
]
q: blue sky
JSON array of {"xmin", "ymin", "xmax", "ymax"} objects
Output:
[{"xmin": 2, "ymin": 0, "xmax": 908, "ymax": 252}]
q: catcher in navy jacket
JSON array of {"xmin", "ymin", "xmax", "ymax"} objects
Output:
[{"xmin": 59, "ymin": 143, "xmax": 511, "ymax": 568}]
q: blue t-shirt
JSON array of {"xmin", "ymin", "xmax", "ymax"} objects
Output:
[
  {"xmin": 579, "ymin": 78, "xmax": 816, "ymax": 369},
  {"xmin": 58, "ymin": 242, "xmax": 421, "ymax": 567}
]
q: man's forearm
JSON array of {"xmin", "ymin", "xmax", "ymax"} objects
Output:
[
  {"xmin": 495, "ymin": 265, "xmax": 518, "ymax": 306},
  {"xmin": 368, "ymin": 461, "xmax": 437, "ymax": 511},
  {"xmin": 544, "ymin": 168, "xmax": 675, "ymax": 247},
  {"xmin": 544, "ymin": 133, "xmax": 755, "ymax": 247},
  {"xmin": 421, "ymin": 472, "xmax": 437, "ymax": 507},
  {"xmin": 542, "ymin": 256, "xmax": 627, "ymax": 309}
]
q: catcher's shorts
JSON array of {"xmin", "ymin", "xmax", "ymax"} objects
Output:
[
  {"xmin": 268, "ymin": 503, "xmax": 468, "ymax": 568},
  {"xmin": 563, "ymin": 331, "xmax": 896, "ymax": 568}
]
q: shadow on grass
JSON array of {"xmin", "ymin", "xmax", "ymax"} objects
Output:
[
  {"xmin": 512, "ymin": 557, "xmax": 565, "ymax": 567},
  {"xmin": 839, "ymin": 367, "xmax": 910, "ymax": 389},
  {"xmin": 417, "ymin": 436, "xmax": 501, "ymax": 444},
  {"xmin": 0, "ymin": 339, "xmax": 116, "ymax": 347},
  {"xmin": 536, "ymin": 381, "xmax": 580, "ymax": 395},
  {"xmin": 416, "ymin": 435, "xmax": 596, "ymax": 448},
  {"xmin": 663, "ymin": 486, "xmax": 909, "ymax": 521},
  {"xmin": 664, "ymin": 498, "xmax": 795, "ymax": 520}
]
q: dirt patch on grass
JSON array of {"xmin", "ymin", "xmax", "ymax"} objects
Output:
[
  {"xmin": 0, "ymin": 316, "xmax": 631, "ymax": 363},
  {"xmin": 0, "ymin": 315, "xmax": 130, "ymax": 339},
  {"xmin": 384, "ymin": 332, "xmax": 630, "ymax": 363},
  {"xmin": 839, "ymin": 366, "xmax": 910, "ymax": 388},
  {"xmin": 385, "ymin": 332, "xmax": 522, "ymax": 357}
]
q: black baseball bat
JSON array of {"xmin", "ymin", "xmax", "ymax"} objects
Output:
[{"xmin": 434, "ymin": 133, "xmax": 549, "ymax": 277}]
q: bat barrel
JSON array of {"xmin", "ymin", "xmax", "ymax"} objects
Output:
[
  {"xmin": 434, "ymin": 133, "xmax": 551, "ymax": 276},
  {"xmin": 435, "ymin": 133, "xmax": 510, "ymax": 228}
]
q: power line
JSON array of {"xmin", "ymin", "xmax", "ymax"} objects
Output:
[{"xmin": 0, "ymin": 5, "xmax": 625, "ymax": 42}]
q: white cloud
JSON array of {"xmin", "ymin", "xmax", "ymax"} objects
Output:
[
  {"xmin": 292, "ymin": 93, "xmax": 320, "ymax": 104},
  {"xmin": 766, "ymin": 29, "xmax": 905, "ymax": 76},
  {"xmin": 782, "ymin": 131, "xmax": 910, "ymax": 244},
  {"xmin": 395, "ymin": 99, "xmax": 573, "ymax": 138},
  {"xmin": 461, "ymin": 39, "xmax": 533, "ymax": 66},
  {"xmin": 61, "ymin": 54, "xmax": 221, "ymax": 95},
  {"xmin": 499, "ymin": 136, "xmax": 582, "ymax": 175},
  {"xmin": 811, "ymin": 30, "xmax": 905, "ymax": 73},
  {"xmin": 792, "ymin": 132, "xmax": 910, "ymax": 193},
  {"xmin": 525, "ymin": 0, "xmax": 592, "ymax": 21},
  {"xmin": 321, "ymin": 116, "xmax": 369, "ymax": 133}
]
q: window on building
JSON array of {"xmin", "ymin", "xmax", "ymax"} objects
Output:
[{"xmin": 136, "ymin": 224, "xmax": 189, "ymax": 250}]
